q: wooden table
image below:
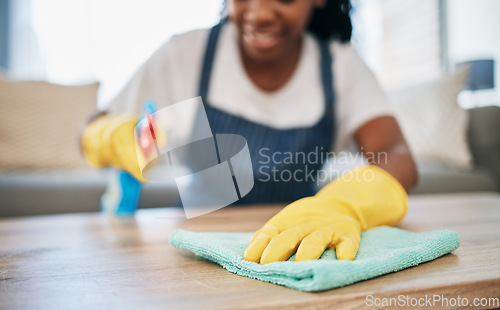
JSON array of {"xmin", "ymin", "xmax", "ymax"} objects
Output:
[{"xmin": 1, "ymin": 193, "xmax": 499, "ymax": 309}]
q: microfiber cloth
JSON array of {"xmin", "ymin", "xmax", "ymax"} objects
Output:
[{"xmin": 169, "ymin": 227, "xmax": 459, "ymax": 292}]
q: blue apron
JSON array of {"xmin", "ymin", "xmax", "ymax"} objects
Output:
[{"xmin": 199, "ymin": 21, "xmax": 336, "ymax": 205}]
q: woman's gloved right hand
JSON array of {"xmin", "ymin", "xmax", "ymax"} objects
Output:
[
  {"xmin": 82, "ymin": 114, "xmax": 147, "ymax": 182},
  {"xmin": 243, "ymin": 165, "xmax": 408, "ymax": 264}
]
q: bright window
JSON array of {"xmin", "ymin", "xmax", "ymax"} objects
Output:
[{"xmin": 9, "ymin": 0, "xmax": 221, "ymax": 106}]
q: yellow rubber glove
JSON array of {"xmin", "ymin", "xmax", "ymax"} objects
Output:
[
  {"xmin": 243, "ymin": 165, "xmax": 408, "ymax": 264},
  {"xmin": 82, "ymin": 114, "xmax": 147, "ymax": 182}
]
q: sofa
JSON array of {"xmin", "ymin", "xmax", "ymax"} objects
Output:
[
  {"xmin": 411, "ymin": 105, "xmax": 499, "ymax": 194},
  {"xmin": 1, "ymin": 105, "xmax": 498, "ymax": 218}
]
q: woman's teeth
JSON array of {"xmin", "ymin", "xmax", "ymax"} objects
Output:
[
  {"xmin": 255, "ymin": 33, "xmax": 274, "ymax": 41},
  {"xmin": 245, "ymin": 32, "xmax": 280, "ymax": 48}
]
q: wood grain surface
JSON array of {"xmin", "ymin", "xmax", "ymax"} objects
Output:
[{"xmin": 1, "ymin": 192, "xmax": 499, "ymax": 309}]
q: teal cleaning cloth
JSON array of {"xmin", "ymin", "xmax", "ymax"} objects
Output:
[{"xmin": 169, "ymin": 227, "xmax": 459, "ymax": 292}]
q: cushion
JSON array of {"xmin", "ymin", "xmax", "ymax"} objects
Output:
[
  {"xmin": 0, "ymin": 76, "xmax": 99, "ymax": 170},
  {"xmin": 388, "ymin": 67, "xmax": 473, "ymax": 170}
]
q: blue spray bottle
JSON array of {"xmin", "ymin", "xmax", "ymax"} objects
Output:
[{"xmin": 101, "ymin": 101, "xmax": 157, "ymax": 217}]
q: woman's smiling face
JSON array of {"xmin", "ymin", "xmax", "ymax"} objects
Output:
[{"xmin": 227, "ymin": 0, "xmax": 325, "ymax": 64}]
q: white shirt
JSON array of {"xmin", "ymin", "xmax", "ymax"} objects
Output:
[{"xmin": 108, "ymin": 22, "xmax": 392, "ymax": 152}]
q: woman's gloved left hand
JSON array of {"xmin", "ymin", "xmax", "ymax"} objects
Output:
[{"xmin": 243, "ymin": 165, "xmax": 408, "ymax": 264}]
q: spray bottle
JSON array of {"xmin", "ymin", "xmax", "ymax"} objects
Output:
[{"xmin": 101, "ymin": 101, "xmax": 157, "ymax": 217}]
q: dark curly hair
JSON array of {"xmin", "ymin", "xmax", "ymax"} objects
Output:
[{"xmin": 308, "ymin": 0, "xmax": 352, "ymax": 42}]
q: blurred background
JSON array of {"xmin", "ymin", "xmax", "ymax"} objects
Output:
[
  {"xmin": 1, "ymin": 0, "xmax": 499, "ymax": 107},
  {"xmin": 0, "ymin": 0, "xmax": 499, "ymax": 217}
]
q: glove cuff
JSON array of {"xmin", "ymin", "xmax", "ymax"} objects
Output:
[
  {"xmin": 81, "ymin": 114, "xmax": 138, "ymax": 168},
  {"xmin": 315, "ymin": 165, "xmax": 408, "ymax": 230},
  {"xmin": 81, "ymin": 115, "xmax": 110, "ymax": 167}
]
